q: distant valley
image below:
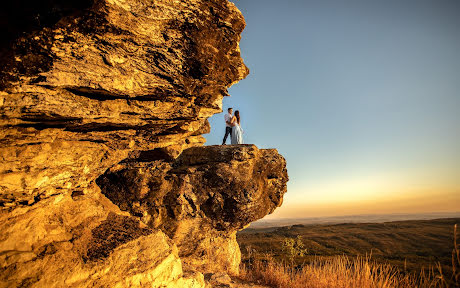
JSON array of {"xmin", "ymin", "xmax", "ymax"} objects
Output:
[
  {"xmin": 238, "ymin": 217, "xmax": 460, "ymax": 273},
  {"xmin": 248, "ymin": 212, "xmax": 460, "ymax": 229}
]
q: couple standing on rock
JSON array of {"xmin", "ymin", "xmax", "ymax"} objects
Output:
[{"xmin": 222, "ymin": 107, "xmax": 244, "ymax": 145}]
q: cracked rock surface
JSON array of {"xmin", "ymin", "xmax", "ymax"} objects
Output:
[
  {"xmin": 0, "ymin": 0, "xmax": 288, "ymax": 287},
  {"xmin": 0, "ymin": 0, "xmax": 248, "ymax": 206},
  {"xmin": 97, "ymin": 144, "xmax": 288, "ymax": 274}
]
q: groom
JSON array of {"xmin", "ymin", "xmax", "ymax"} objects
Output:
[{"xmin": 222, "ymin": 107, "xmax": 233, "ymax": 145}]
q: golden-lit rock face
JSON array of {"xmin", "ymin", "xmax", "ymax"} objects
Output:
[
  {"xmin": 97, "ymin": 145, "xmax": 288, "ymax": 274},
  {"xmin": 0, "ymin": 0, "xmax": 248, "ymax": 206},
  {"xmin": 0, "ymin": 0, "xmax": 287, "ymax": 287},
  {"xmin": 0, "ymin": 190, "xmax": 205, "ymax": 287}
]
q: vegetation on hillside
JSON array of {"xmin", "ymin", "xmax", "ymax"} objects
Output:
[{"xmin": 237, "ymin": 218, "xmax": 460, "ymax": 287}]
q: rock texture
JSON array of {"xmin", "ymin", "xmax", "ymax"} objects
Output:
[
  {"xmin": 0, "ymin": 0, "xmax": 288, "ymax": 287},
  {"xmin": 97, "ymin": 145, "xmax": 288, "ymax": 274},
  {"xmin": 0, "ymin": 193, "xmax": 205, "ymax": 287},
  {"xmin": 0, "ymin": 0, "xmax": 248, "ymax": 206}
]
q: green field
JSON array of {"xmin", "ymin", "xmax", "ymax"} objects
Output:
[{"xmin": 237, "ymin": 218, "xmax": 459, "ymax": 273}]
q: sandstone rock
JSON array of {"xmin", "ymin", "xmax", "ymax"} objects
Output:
[
  {"xmin": 207, "ymin": 272, "xmax": 232, "ymax": 287},
  {"xmin": 0, "ymin": 187, "xmax": 205, "ymax": 288},
  {"xmin": 0, "ymin": 0, "xmax": 249, "ymax": 207},
  {"xmin": 204, "ymin": 272, "xmax": 270, "ymax": 288},
  {"xmin": 0, "ymin": 0, "xmax": 289, "ymax": 287},
  {"xmin": 97, "ymin": 145, "xmax": 288, "ymax": 274}
]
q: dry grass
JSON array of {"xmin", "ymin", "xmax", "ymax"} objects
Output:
[
  {"xmin": 239, "ymin": 224, "xmax": 460, "ymax": 288},
  {"xmin": 241, "ymin": 255, "xmax": 448, "ymax": 288},
  {"xmin": 238, "ymin": 218, "xmax": 460, "ymax": 274}
]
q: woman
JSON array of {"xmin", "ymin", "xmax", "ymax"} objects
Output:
[{"xmin": 230, "ymin": 110, "xmax": 244, "ymax": 144}]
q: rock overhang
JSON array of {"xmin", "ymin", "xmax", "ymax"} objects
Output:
[{"xmin": 0, "ymin": 0, "xmax": 287, "ymax": 286}]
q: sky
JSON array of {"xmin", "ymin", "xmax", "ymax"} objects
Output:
[{"xmin": 205, "ymin": 0, "xmax": 460, "ymax": 218}]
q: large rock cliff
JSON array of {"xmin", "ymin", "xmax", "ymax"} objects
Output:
[
  {"xmin": 97, "ymin": 145, "xmax": 288, "ymax": 275},
  {"xmin": 0, "ymin": 0, "xmax": 288, "ymax": 287}
]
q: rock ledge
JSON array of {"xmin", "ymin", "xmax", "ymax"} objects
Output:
[{"xmin": 0, "ymin": 0, "xmax": 288, "ymax": 287}]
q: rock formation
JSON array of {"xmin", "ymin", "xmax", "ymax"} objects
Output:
[
  {"xmin": 97, "ymin": 145, "xmax": 288, "ymax": 274},
  {"xmin": 0, "ymin": 0, "xmax": 288, "ymax": 287}
]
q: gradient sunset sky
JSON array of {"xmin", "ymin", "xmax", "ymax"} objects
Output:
[{"xmin": 205, "ymin": 0, "xmax": 460, "ymax": 218}]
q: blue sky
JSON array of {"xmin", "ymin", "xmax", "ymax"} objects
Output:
[{"xmin": 205, "ymin": 0, "xmax": 460, "ymax": 218}]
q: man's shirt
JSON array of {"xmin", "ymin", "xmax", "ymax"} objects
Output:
[{"xmin": 224, "ymin": 113, "xmax": 232, "ymax": 127}]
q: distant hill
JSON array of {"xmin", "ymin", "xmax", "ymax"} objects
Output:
[
  {"xmin": 238, "ymin": 217, "xmax": 460, "ymax": 273},
  {"xmin": 248, "ymin": 212, "xmax": 460, "ymax": 229}
]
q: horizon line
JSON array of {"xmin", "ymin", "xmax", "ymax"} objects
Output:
[{"xmin": 260, "ymin": 211, "xmax": 460, "ymax": 221}]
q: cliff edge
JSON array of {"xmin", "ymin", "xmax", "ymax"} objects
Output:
[{"xmin": 0, "ymin": 0, "xmax": 288, "ymax": 287}]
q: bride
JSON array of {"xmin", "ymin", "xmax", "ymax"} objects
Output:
[{"xmin": 230, "ymin": 110, "xmax": 244, "ymax": 144}]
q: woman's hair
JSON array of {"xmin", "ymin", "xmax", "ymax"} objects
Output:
[{"xmin": 235, "ymin": 110, "xmax": 240, "ymax": 124}]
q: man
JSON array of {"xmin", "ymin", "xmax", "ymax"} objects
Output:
[{"xmin": 222, "ymin": 107, "xmax": 233, "ymax": 145}]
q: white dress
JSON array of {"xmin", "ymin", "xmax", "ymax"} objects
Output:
[{"xmin": 231, "ymin": 122, "xmax": 244, "ymax": 144}]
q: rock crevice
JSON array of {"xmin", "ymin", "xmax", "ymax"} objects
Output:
[
  {"xmin": 97, "ymin": 144, "xmax": 288, "ymax": 274},
  {"xmin": 0, "ymin": 0, "xmax": 288, "ymax": 287}
]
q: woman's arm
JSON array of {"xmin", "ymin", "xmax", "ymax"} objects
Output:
[{"xmin": 230, "ymin": 116, "xmax": 236, "ymax": 125}]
